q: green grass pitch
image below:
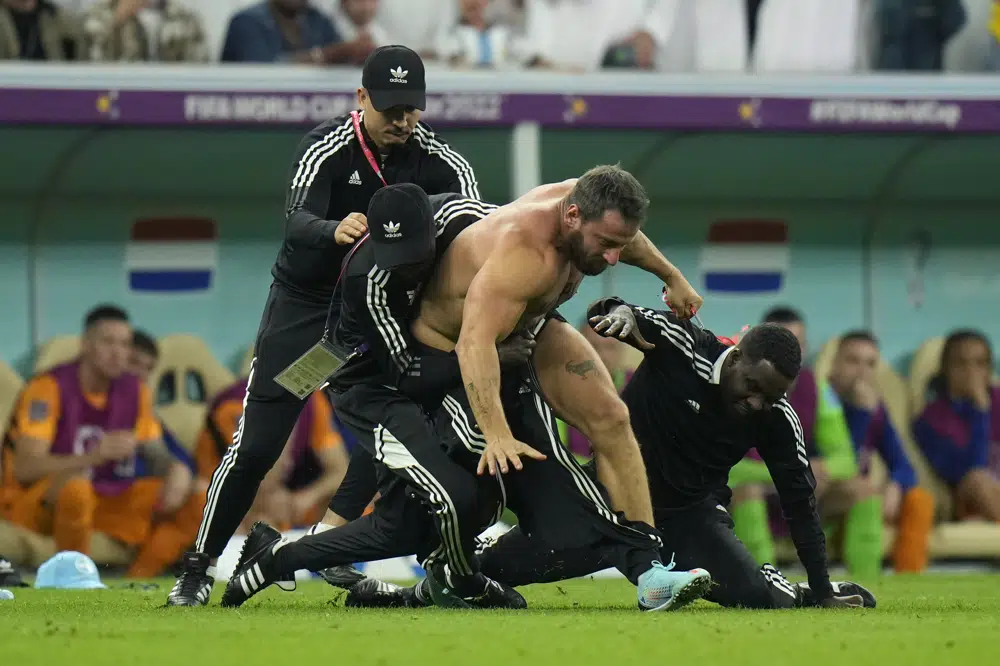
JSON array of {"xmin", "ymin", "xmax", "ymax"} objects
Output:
[{"xmin": 3, "ymin": 575, "xmax": 998, "ymax": 666}]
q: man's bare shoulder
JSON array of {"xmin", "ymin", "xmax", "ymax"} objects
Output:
[
  {"xmin": 483, "ymin": 203, "xmax": 555, "ymax": 257},
  {"xmin": 513, "ymin": 179, "xmax": 575, "ymax": 204},
  {"xmin": 488, "ymin": 220, "xmax": 556, "ymax": 273}
]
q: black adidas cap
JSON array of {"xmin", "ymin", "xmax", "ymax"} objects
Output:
[
  {"xmin": 361, "ymin": 45, "xmax": 426, "ymax": 112},
  {"xmin": 367, "ymin": 183, "xmax": 435, "ymax": 270}
]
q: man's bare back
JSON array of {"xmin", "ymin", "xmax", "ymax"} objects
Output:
[{"xmin": 413, "ymin": 180, "xmax": 583, "ymax": 352}]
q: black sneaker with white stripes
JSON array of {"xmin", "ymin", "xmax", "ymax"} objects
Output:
[
  {"xmin": 166, "ymin": 552, "xmax": 214, "ymax": 607},
  {"xmin": 796, "ymin": 580, "xmax": 877, "ymax": 608},
  {"xmin": 317, "ymin": 564, "xmax": 367, "ymax": 590},
  {"xmin": 219, "ymin": 522, "xmax": 293, "ymax": 608}
]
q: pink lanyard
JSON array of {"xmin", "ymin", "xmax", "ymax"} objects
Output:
[
  {"xmin": 351, "ymin": 110, "xmax": 388, "ymax": 187},
  {"xmin": 321, "ymin": 112, "xmax": 386, "ymax": 342},
  {"xmin": 322, "ymin": 233, "xmax": 371, "ymax": 342}
]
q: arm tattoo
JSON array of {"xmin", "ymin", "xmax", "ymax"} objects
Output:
[
  {"xmin": 565, "ymin": 360, "xmax": 597, "ymax": 379},
  {"xmin": 465, "ymin": 381, "xmax": 496, "ymax": 432}
]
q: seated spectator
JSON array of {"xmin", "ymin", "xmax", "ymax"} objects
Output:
[
  {"xmin": 124, "ymin": 330, "xmax": 207, "ymax": 578},
  {"xmin": 221, "ymin": 0, "xmax": 372, "ymax": 65},
  {"xmin": 435, "ymin": 0, "xmax": 523, "ymax": 69},
  {"xmin": 730, "ymin": 308, "xmax": 882, "ymax": 577},
  {"xmin": 329, "ymin": 0, "xmax": 387, "ymax": 48},
  {"xmin": 521, "ymin": 0, "xmax": 664, "ymax": 72},
  {"xmin": 81, "ymin": 0, "xmax": 208, "ymax": 62},
  {"xmin": 0, "ymin": 306, "xmax": 174, "ymax": 558},
  {"xmin": 913, "ymin": 329, "xmax": 1000, "ymax": 522},
  {"xmin": 828, "ymin": 331, "xmax": 934, "ymax": 572},
  {"xmin": 0, "ymin": 0, "xmax": 81, "ymax": 60},
  {"xmin": 195, "ymin": 378, "xmax": 348, "ymax": 532}
]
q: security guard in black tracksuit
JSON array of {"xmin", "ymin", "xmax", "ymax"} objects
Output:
[{"xmin": 168, "ymin": 44, "xmax": 481, "ymax": 606}]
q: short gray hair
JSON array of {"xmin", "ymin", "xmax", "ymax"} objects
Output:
[{"xmin": 567, "ymin": 164, "xmax": 649, "ymax": 229}]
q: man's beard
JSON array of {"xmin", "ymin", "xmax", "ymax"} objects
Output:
[{"xmin": 565, "ymin": 232, "xmax": 607, "ymax": 276}]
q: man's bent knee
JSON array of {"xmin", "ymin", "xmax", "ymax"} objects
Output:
[{"xmin": 576, "ymin": 393, "xmax": 631, "ymax": 442}]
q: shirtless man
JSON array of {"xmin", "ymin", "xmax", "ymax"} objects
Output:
[
  {"xmin": 409, "ymin": 165, "xmax": 710, "ymax": 609},
  {"xmin": 418, "ymin": 165, "xmax": 702, "ymax": 526},
  {"xmin": 222, "ymin": 167, "xmax": 712, "ymax": 611}
]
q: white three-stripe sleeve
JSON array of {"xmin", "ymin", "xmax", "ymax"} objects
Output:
[
  {"xmin": 363, "ymin": 266, "xmax": 414, "ymax": 376},
  {"xmin": 630, "ymin": 305, "xmax": 715, "ymax": 381},
  {"xmin": 413, "ymin": 124, "xmax": 481, "ymax": 200},
  {"xmin": 433, "ymin": 198, "xmax": 497, "ymax": 237},
  {"xmin": 285, "ymin": 117, "xmax": 354, "ymax": 217},
  {"xmin": 774, "ymin": 398, "xmax": 809, "ymax": 467},
  {"xmin": 760, "ymin": 398, "xmax": 832, "ymax": 597}
]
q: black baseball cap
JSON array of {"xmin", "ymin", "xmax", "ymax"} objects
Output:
[
  {"xmin": 361, "ymin": 45, "xmax": 426, "ymax": 112},
  {"xmin": 367, "ymin": 183, "xmax": 435, "ymax": 270}
]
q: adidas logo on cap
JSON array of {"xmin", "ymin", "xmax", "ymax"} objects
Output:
[
  {"xmin": 389, "ymin": 66, "xmax": 408, "ymax": 84},
  {"xmin": 383, "ymin": 221, "xmax": 402, "ymax": 238}
]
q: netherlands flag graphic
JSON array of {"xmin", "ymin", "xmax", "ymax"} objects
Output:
[
  {"xmin": 699, "ymin": 220, "xmax": 788, "ymax": 294},
  {"xmin": 127, "ymin": 218, "xmax": 217, "ymax": 293}
]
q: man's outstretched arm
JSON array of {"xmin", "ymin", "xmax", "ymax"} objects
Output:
[
  {"xmin": 620, "ymin": 232, "xmax": 703, "ymax": 317},
  {"xmin": 456, "ymin": 239, "xmax": 554, "ymax": 474}
]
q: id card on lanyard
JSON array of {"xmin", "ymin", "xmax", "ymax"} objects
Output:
[{"xmin": 272, "ymin": 111, "xmax": 389, "ymax": 399}]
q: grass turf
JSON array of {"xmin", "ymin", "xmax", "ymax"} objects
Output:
[{"xmin": 3, "ymin": 575, "xmax": 998, "ymax": 666}]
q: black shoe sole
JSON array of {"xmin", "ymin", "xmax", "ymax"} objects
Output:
[{"xmin": 317, "ymin": 565, "xmax": 367, "ymax": 590}]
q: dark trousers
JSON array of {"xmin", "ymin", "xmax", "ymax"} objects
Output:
[
  {"xmin": 331, "ymin": 382, "xmax": 504, "ymax": 578},
  {"xmin": 327, "ymin": 445, "xmax": 379, "ymax": 521},
  {"xmin": 275, "ymin": 477, "xmax": 440, "ymax": 574},
  {"xmin": 480, "ymin": 496, "xmax": 800, "ymax": 609},
  {"xmin": 281, "ymin": 362, "xmax": 663, "ymax": 586},
  {"xmin": 274, "ymin": 457, "xmax": 500, "ymax": 576},
  {"xmin": 434, "ymin": 366, "xmax": 663, "ymax": 584},
  {"xmin": 195, "ymin": 283, "xmax": 329, "ymax": 557}
]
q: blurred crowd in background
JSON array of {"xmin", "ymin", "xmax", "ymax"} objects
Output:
[{"xmin": 1, "ymin": 0, "xmax": 999, "ymax": 73}]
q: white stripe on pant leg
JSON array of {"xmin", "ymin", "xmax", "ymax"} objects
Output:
[
  {"xmin": 407, "ymin": 465, "xmax": 473, "ymax": 577},
  {"xmin": 441, "ymin": 394, "xmax": 504, "ymax": 526},
  {"xmin": 422, "ymin": 545, "xmax": 445, "ymax": 571},
  {"xmin": 531, "ymin": 393, "xmax": 617, "ymax": 518},
  {"xmin": 441, "ymin": 395, "xmax": 485, "ymax": 453},
  {"xmin": 531, "ymin": 390, "xmax": 662, "ymax": 547},
  {"xmin": 373, "ymin": 424, "xmax": 473, "ymax": 577},
  {"xmin": 527, "ymin": 361, "xmax": 659, "ymax": 546},
  {"xmin": 196, "ymin": 358, "xmax": 256, "ymax": 551},
  {"xmin": 400, "ymin": 463, "xmax": 460, "ymax": 572}
]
